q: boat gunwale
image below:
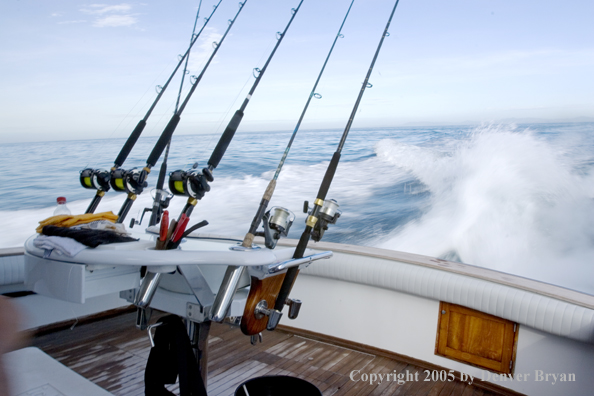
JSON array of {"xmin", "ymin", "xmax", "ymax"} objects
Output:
[
  {"xmin": 268, "ymin": 237, "xmax": 594, "ymax": 311},
  {"xmin": 3, "ymin": 234, "xmax": 593, "ymax": 310}
]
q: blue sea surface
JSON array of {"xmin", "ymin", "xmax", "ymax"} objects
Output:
[{"xmin": 1, "ymin": 122, "xmax": 593, "ymax": 294}]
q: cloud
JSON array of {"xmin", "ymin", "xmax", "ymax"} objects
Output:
[
  {"xmin": 58, "ymin": 20, "xmax": 88, "ymax": 25},
  {"xmin": 79, "ymin": 3, "xmax": 138, "ymax": 28},
  {"xmin": 186, "ymin": 28, "xmax": 224, "ymax": 72},
  {"xmin": 93, "ymin": 15, "xmax": 137, "ymax": 27},
  {"xmin": 80, "ymin": 4, "xmax": 133, "ymax": 15}
]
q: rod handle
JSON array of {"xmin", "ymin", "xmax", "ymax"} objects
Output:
[
  {"xmin": 317, "ymin": 151, "xmax": 341, "ymax": 201},
  {"xmin": 114, "ymin": 120, "xmax": 147, "ymax": 168},
  {"xmin": 273, "ymin": 228, "xmax": 311, "ymax": 311},
  {"xmin": 208, "ymin": 110, "xmax": 243, "ymax": 169},
  {"xmin": 146, "ymin": 114, "xmax": 181, "ymax": 168}
]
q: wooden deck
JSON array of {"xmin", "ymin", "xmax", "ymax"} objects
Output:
[{"xmin": 31, "ymin": 311, "xmax": 510, "ymax": 396}]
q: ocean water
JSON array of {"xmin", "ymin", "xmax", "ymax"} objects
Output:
[{"xmin": 1, "ymin": 122, "xmax": 593, "ymax": 294}]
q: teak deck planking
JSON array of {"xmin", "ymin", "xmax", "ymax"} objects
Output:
[{"xmin": 31, "ymin": 311, "xmax": 509, "ymax": 396}]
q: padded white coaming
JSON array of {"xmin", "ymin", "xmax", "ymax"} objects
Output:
[
  {"xmin": 302, "ymin": 251, "xmax": 594, "ymax": 344},
  {"xmin": 0, "ymin": 254, "xmax": 25, "ymax": 286}
]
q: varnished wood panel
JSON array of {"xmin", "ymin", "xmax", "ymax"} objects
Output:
[
  {"xmin": 436, "ymin": 302, "xmax": 518, "ymax": 374},
  {"xmin": 240, "ymin": 274, "xmax": 285, "ymax": 336}
]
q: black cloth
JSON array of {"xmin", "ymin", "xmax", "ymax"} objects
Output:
[
  {"xmin": 41, "ymin": 225, "xmax": 138, "ymax": 247},
  {"xmin": 145, "ymin": 315, "xmax": 208, "ymax": 396}
]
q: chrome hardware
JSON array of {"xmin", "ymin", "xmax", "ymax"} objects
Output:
[
  {"xmin": 250, "ymin": 332, "xmax": 263, "ymax": 345},
  {"xmin": 267, "ymin": 251, "xmax": 333, "ymax": 274},
  {"xmin": 136, "ymin": 307, "xmax": 153, "ymax": 330},
  {"xmin": 134, "ymin": 272, "xmax": 162, "ymax": 308},
  {"xmin": 248, "ymin": 251, "xmax": 333, "ymax": 280},
  {"xmin": 210, "ymin": 266, "xmax": 245, "ymax": 322},
  {"xmin": 256, "ymin": 206, "xmax": 295, "ymax": 249},
  {"xmin": 230, "ymin": 245, "xmax": 261, "ymax": 251},
  {"xmin": 285, "ymin": 298, "xmax": 302, "ymax": 320},
  {"xmin": 147, "ymin": 322, "xmax": 164, "ymax": 347},
  {"xmin": 320, "ymin": 199, "xmax": 339, "ymax": 218},
  {"xmin": 312, "ymin": 199, "xmax": 341, "ymax": 242},
  {"xmin": 254, "ymin": 300, "xmax": 283, "ymax": 331},
  {"xmin": 270, "ymin": 207, "xmax": 291, "ymax": 230},
  {"xmin": 187, "ymin": 302, "xmax": 210, "ymax": 323}
]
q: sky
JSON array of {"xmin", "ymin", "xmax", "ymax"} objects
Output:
[{"xmin": 0, "ymin": 0, "xmax": 592, "ymax": 143}]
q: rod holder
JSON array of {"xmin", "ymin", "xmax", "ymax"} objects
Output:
[
  {"xmin": 136, "ymin": 307, "xmax": 153, "ymax": 331},
  {"xmin": 210, "ymin": 266, "xmax": 245, "ymax": 322},
  {"xmin": 134, "ymin": 272, "xmax": 162, "ymax": 308}
]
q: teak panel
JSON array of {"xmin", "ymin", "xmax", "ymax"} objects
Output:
[
  {"xmin": 436, "ymin": 302, "xmax": 518, "ymax": 374},
  {"xmin": 240, "ymin": 274, "xmax": 286, "ymax": 335}
]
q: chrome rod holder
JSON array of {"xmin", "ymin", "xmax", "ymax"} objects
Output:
[
  {"xmin": 210, "ymin": 265, "xmax": 245, "ymax": 322},
  {"xmin": 135, "ymin": 306, "xmax": 153, "ymax": 330},
  {"xmin": 134, "ymin": 271, "xmax": 162, "ymax": 308}
]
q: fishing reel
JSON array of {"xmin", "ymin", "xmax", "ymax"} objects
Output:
[
  {"xmin": 306, "ymin": 199, "xmax": 341, "ymax": 242},
  {"xmin": 80, "ymin": 168, "xmax": 111, "ymax": 192},
  {"xmin": 110, "ymin": 168, "xmax": 148, "ymax": 195},
  {"xmin": 255, "ymin": 207, "xmax": 295, "ymax": 249},
  {"xmin": 129, "ymin": 188, "xmax": 174, "ymax": 228},
  {"xmin": 168, "ymin": 166, "xmax": 213, "ymax": 200}
]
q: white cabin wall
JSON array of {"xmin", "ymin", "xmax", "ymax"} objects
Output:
[{"xmin": 283, "ymin": 274, "xmax": 594, "ymax": 396}]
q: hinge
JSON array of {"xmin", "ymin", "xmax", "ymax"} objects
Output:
[
  {"xmin": 509, "ymin": 360, "xmax": 513, "ymax": 370},
  {"xmin": 513, "ymin": 323, "xmax": 517, "ymax": 332}
]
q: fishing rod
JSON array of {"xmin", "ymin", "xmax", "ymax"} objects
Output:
[
  {"xmin": 209, "ymin": 0, "xmax": 356, "ymax": 326},
  {"xmin": 113, "ymin": 1, "xmax": 248, "ymax": 224},
  {"xmin": 79, "ymin": 0, "xmax": 223, "ymax": 215},
  {"xmin": 143, "ymin": 1, "xmax": 204, "ymax": 228},
  {"xmin": 133, "ymin": 1, "xmax": 304, "ymax": 326},
  {"xmin": 166, "ymin": 0, "xmax": 304, "ymax": 226},
  {"xmin": 240, "ymin": 0, "xmax": 401, "ymax": 336},
  {"xmin": 240, "ymin": 0, "xmax": 356, "ymax": 251}
]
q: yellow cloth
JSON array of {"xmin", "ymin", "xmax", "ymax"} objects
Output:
[{"xmin": 36, "ymin": 211, "xmax": 118, "ymax": 233}]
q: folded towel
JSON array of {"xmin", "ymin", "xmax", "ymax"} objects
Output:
[{"xmin": 33, "ymin": 235, "xmax": 87, "ymax": 257}]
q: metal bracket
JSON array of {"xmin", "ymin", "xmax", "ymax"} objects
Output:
[
  {"xmin": 187, "ymin": 302, "xmax": 211, "ymax": 323},
  {"xmin": 286, "ymin": 298, "xmax": 302, "ymax": 320},
  {"xmin": 178, "ymin": 265, "xmax": 215, "ymax": 307},
  {"xmin": 254, "ymin": 300, "xmax": 283, "ymax": 331},
  {"xmin": 120, "ymin": 288, "xmax": 136, "ymax": 303},
  {"xmin": 250, "ymin": 332, "xmax": 263, "ymax": 345}
]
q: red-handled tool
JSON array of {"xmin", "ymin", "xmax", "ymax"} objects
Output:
[
  {"xmin": 159, "ymin": 210, "xmax": 169, "ymax": 241},
  {"xmin": 170, "ymin": 214, "xmax": 189, "ymax": 245}
]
